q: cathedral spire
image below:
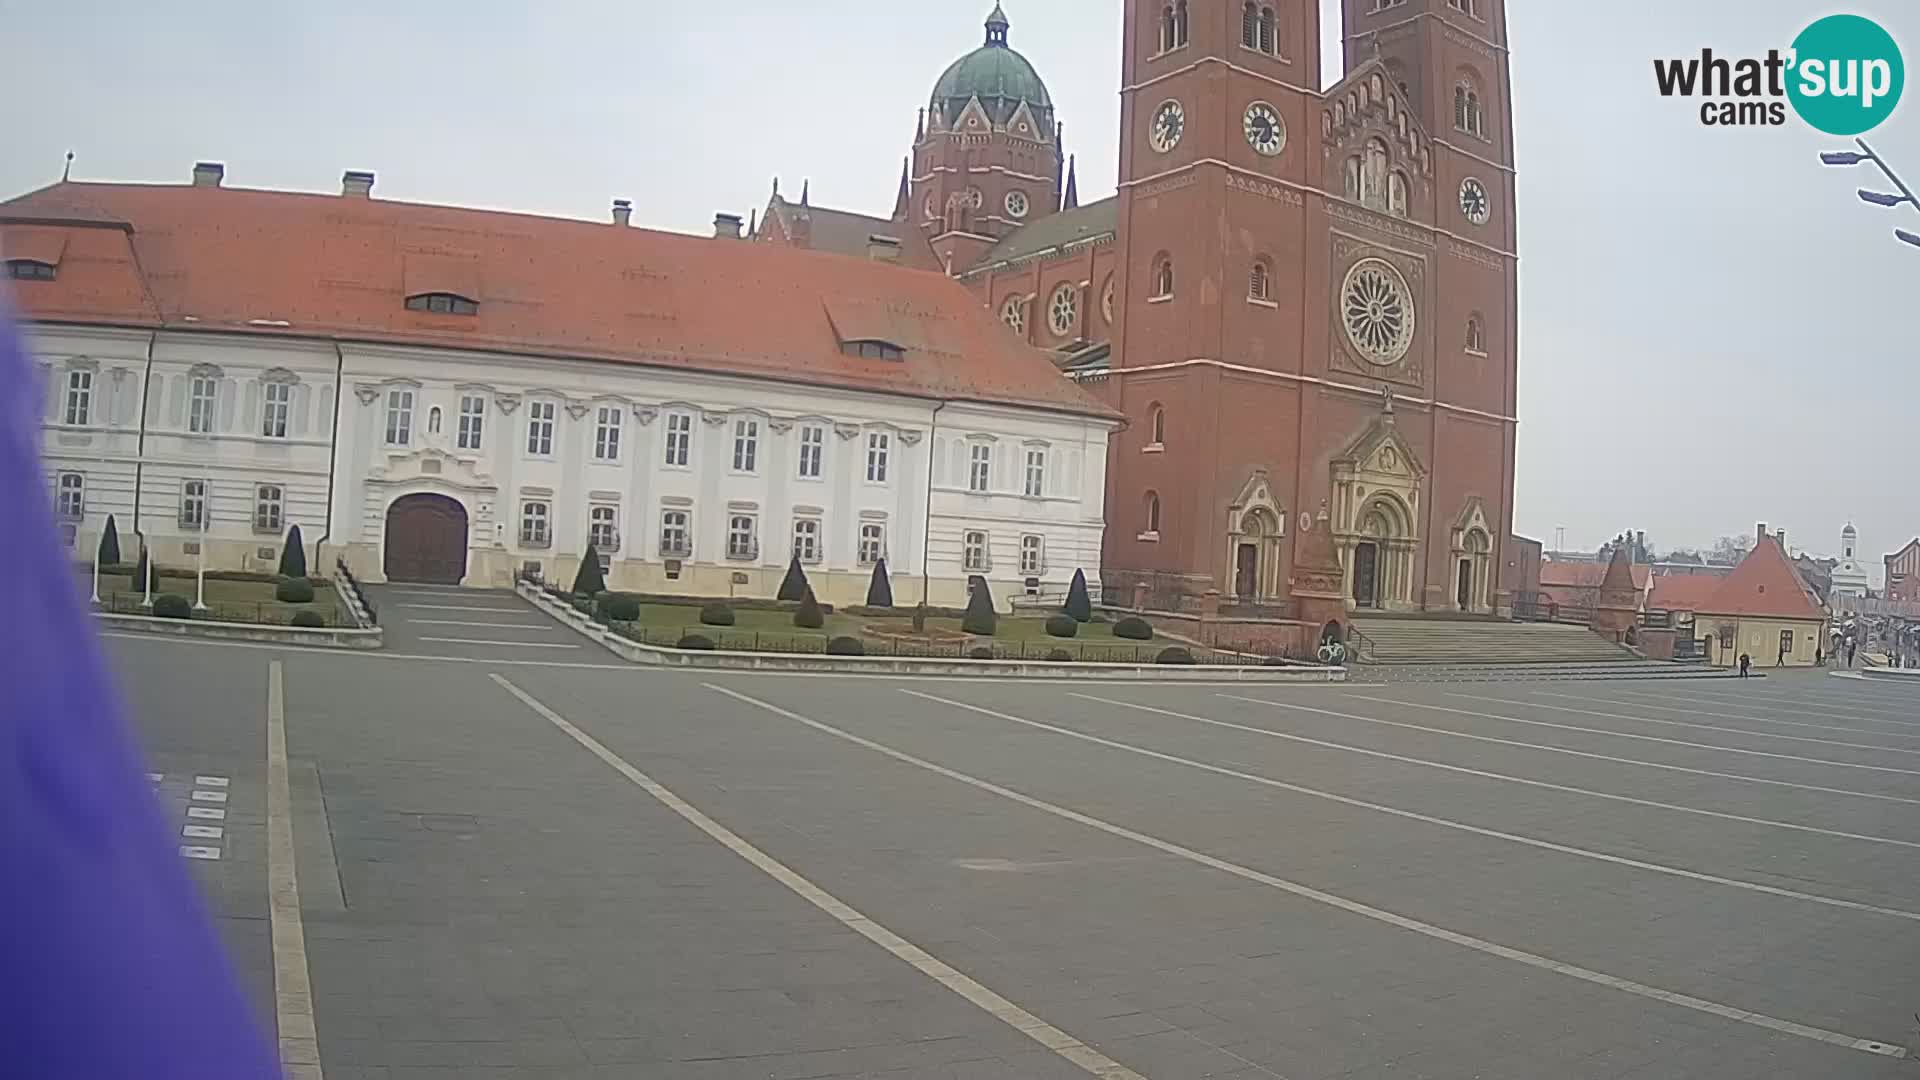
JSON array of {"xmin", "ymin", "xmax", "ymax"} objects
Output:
[
  {"xmin": 800, "ymin": 179, "xmax": 809, "ymax": 208},
  {"xmin": 891, "ymin": 157, "xmax": 911, "ymax": 220},
  {"xmin": 984, "ymin": 2, "xmax": 1009, "ymax": 47},
  {"xmin": 1062, "ymin": 155, "xmax": 1078, "ymax": 211},
  {"xmin": 915, "ymin": 106, "xmax": 925, "ymax": 142}
]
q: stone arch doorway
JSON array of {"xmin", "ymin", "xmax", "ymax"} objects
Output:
[
  {"xmin": 1347, "ymin": 495, "xmax": 1414, "ymax": 610},
  {"xmin": 1456, "ymin": 528, "xmax": 1491, "ymax": 612},
  {"xmin": 1232, "ymin": 507, "xmax": 1282, "ymax": 600},
  {"xmin": 384, "ymin": 493, "xmax": 469, "ymax": 585}
]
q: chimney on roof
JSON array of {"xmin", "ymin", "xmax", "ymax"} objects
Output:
[
  {"xmin": 341, "ymin": 170, "xmax": 375, "ymax": 198},
  {"xmin": 191, "ymin": 161, "xmax": 225, "ymax": 188},
  {"xmin": 1757, "ymin": 523, "xmax": 1768, "ymax": 543},
  {"xmin": 713, "ymin": 213, "xmax": 744, "ymax": 239},
  {"xmin": 611, "ymin": 199, "xmax": 632, "ymax": 227},
  {"xmin": 867, "ymin": 234, "xmax": 903, "ymax": 263},
  {"xmin": 1777, "ymin": 529, "xmax": 1787, "ymax": 552}
]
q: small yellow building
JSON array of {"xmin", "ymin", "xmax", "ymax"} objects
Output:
[{"xmin": 1695, "ymin": 528, "xmax": 1829, "ymax": 668}]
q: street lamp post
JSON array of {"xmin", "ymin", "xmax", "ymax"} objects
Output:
[
  {"xmin": 90, "ymin": 514, "xmax": 102, "ymax": 605},
  {"xmin": 194, "ymin": 486, "xmax": 209, "ymax": 612},
  {"xmin": 141, "ymin": 532, "xmax": 154, "ymax": 607}
]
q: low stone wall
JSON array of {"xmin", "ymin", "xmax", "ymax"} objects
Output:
[
  {"xmin": 1110, "ymin": 608, "xmax": 1315, "ymax": 659},
  {"xmin": 519, "ymin": 585, "xmax": 1343, "ymax": 682},
  {"xmin": 96, "ymin": 611, "xmax": 383, "ymax": 649}
]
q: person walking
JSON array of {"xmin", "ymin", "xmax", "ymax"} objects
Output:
[
  {"xmin": 1738, "ymin": 652, "xmax": 1751, "ymax": 678},
  {"xmin": 1815, "ymin": 647, "xmax": 1823, "ymax": 668},
  {"xmin": 1848, "ymin": 641, "xmax": 1857, "ymax": 668}
]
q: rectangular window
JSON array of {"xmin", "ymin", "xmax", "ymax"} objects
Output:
[
  {"xmin": 1024, "ymin": 447, "xmax": 1046, "ymax": 498},
  {"xmin": 188, "ymin": 376, "xmax": 217, "ymax": 434},
  {"xmin": 969, "ymin": 444, "xmax": 992, "ymax": 493},
  {"xmin": 180, "ymin": 479, "xmax": 208, "ymax": 529},
  {"xmin": 261, "ymin": 382, "xmax": 291, "ymax": 438},
  {"xmin": 660, "ymin": 510, "xmax": 691, "ymax": 557},
  {"xmin": 726, "ymin": 514, "xmax": 758, "ymax": 560},
  {"xmin": 64, "ymin": 370, "xmax": 92, "ymax": 426},
  {"xmin": 798, "ymin": 425, "xmax": 825, "ymax": 479},
  {"xmin": 519, "ymin": 501, "xmax": 551, "ymax": 547},
  {"xmin": 664, "ymin": 412, "xmax": 693, "ymax": 467},
  {"xmin": 594, "ymin": 406, "xmax": 622, "ymax": 462},
  {"xmin": 254, "ymin": 484, "xmax": 284, "ymax": 533},
  {"xmin": 792, "ymin": 517, "xmax": 821, "ymax": 564},
  {"xmin": 457, "ymin": 394, "xmax": 486, "ymax": 451},
  {"xmin": 385, "ymin": 388, "xmax": 414, "ymax": 446},
  {"xmin": 858, "ymin": 523, "xmax": 886, "ymax": 566},
  {"xmin": 1020, "ymin": 534, "xmax": 1044, "ymax": 575},
  {"xmin": 963, "ymin": 529, "xmax": 990, "ymax": 572},
  {"xmin": 1779, "ymin": 629, "xmax": 1795, "ymax": 657},
  {"xmin": 589, "ymin": 505, "xmax": 618, "ymax": 550},
  {"xmin": 732, "ymin": 418, "xmax": 759, "ymax": 473},
  {"xmin": 55, "ymin": 472, "xmax": 84, "ymax": 519},
  {"xmin": 526, "ymin": 401, "xmax": 555, "ymax": 456},
  {"xmin": 866, "ymin": 432, "xmax": 890, "ymax": 483}
]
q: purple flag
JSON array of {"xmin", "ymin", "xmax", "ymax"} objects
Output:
[{"xmin": 0, "ymin": 300, "xmax": 280, "ymax": 1077}]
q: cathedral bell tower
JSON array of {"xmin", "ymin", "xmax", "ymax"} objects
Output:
[{"xmin": 910, "ymin": 4, "xmax": 1064, "ymax": 272}]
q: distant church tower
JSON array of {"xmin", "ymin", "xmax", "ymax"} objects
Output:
[
  {"xmin": 908, "ymin": 4, "xmax": 1064, "ymax": 271},
  {"xmin": 1833, "ymin": 522, "xmax": 1870, "ymax": 597}
]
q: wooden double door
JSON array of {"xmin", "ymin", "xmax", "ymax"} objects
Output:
[{"xmin": 384, "ymin": 494, "xmax": 469, "ymax": 585}]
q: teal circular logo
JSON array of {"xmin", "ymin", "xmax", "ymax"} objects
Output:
[{"xmin": 1787, "ymin": 14, "xmax": 1904, "ymax": 135}]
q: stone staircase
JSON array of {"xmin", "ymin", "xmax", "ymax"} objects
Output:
[{"xmin": 1348, "ymin": 617, "xmax": 1715, "ymax": 679}]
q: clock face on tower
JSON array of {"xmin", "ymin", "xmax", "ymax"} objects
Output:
[
  {"xmin": 1459, "ymin": 178, "xmax": 1491, "ymax": 226},
  {"xmin": 1150, "ymin": 99, "xmax": 1185, "ymax": 153},
  {"xmin": 1243, "ymin": 102, "xmax": 1286, "ymax": 156}
]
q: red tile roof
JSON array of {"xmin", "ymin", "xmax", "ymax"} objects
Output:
[
  {"xmin": 1648, "ymin": 573, "xmax": 1723, "ymax": 613},
  {"xmin": 1696, "ymin": 536, "xmax": 1826, "ymax": 621},
  {"xmin": 1539, "ymin": 560, "xmax": 1650, "ymax": 591},
  {"xmin": 0, "ymin": 180, "xmax": 1115, "ymax": 420}
]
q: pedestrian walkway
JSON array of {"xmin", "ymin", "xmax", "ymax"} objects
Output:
[{"xmin": 369, "ymin": 584, "xmax": 593, "ymax": 662}]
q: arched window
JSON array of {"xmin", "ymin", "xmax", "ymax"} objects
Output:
[
  {"xmin": 1242, "ymin": 2, "xmax": 1258, "ymax": 48},
  {"xmin": 1151, "ymin": 254, "xmax": 1175, "ymax": 299},
  {"xmin": 1362, "ymin": 138, "xmax": 1389, "ymax": 209},
  {"xmin": 1144, "ymin": 491, "xmax": 1162, "ymax": 535},
  {"xmin": 1449, "ymin": 0, "xmax": 1477, "ymax": 14},
  {"xmin": 1173, "ymin": 0, "xmax": 1188, "ymax": 47},
  {"xmin": 1258, "ymin": 5, "xmax": 1276, "ymax": 54},
  {"xmin": 1465, "ymin": 315, "xmax": 1486, "ymax": 353},
  {"xmin": 1388, "ymin": 171, "xmax": 1409, "ymax": 218},
  {"xmin": 1149, "ymin": 404, "xmax": 1166, "ymax": 446},
  {"xmin": 1160, "ymin": 5, "xmax": 1175, "ymax": 52},
  {"xmin": 1343, "ymin": 156, "xmax": 1362, "ymax": 201},
  {"xmin": 1248, "ymin": 259, "xmax": 1272, "ymax": 302},
  {"xmin": 405, "ymin": 292, "xmax": 478, "ymax": 315},
  {"xmin": 1455, "ymin": 80, "xmax": 1485, "ymax": 137}
]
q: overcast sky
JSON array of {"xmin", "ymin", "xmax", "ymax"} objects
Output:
[{"xmin": 3, "ymin": 1, "xmax": 1914, "ymax": 570}]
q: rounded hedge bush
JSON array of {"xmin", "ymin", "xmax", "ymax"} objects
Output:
[
  {"xmin": 1046, "ymin": 648, "xmax": 1075, "ymax": 662},
  {"xmin": 826, "ymin": 636, "xmax": 866, "ymax": 657},
  {"xmin": 699, "ymin": 604, "xmax": 736, "ymax": 627},
  {"xmin": 1112, "ymin": 616, "xmax": 1154, "ymax": 641},
  {"xmin": 968, "ymin": 646, "xmax": 996, "ymax": 660},
  {"xmin": 275, "ymin": 577, "xmax": 316, "ymax": 604},
  {"xmin": 600, "ymin": 594, "xmax": 642, "ymax": 622},
  {"xmin": 1044, "ymin": 614, "xmax": 1079, "ymax": 639},
  {"xmin": 676, "ymin": 633, "xmax": 717, "ymax": 650},
  {"xmin": 152, "ymin": 594, "xmax": 193, "ymax": 620},
  {"xmin": 290, "ymin": 610, "xmax": 326, "ymax": 629},
  {"xmin": 1156, "ymin": 646, "xmax": 1196, "ymax": 665}
]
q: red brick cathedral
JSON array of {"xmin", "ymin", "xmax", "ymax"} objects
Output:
[{"xmin": 758, "ymin": 0, "xmax": 1518, "ymax": 617}]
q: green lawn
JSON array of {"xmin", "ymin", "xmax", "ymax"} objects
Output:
[
  {"xmin": 606, "ymin": 602, "xmax": 1182, "ymax": 660},
  {"xmin": 89, "ymin": 572, "xmax": 342, "ymax": 625}
]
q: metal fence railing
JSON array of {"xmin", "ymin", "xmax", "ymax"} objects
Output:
[{"xmin": 336, "ymin": 558, "xmax": 377, "ymax": 625}]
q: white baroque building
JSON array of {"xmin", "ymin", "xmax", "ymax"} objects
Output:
[
  {"xmin": 1831, "ymin": 523, "xmax": 1870, "ymax": 599},
  {"xmin": 8, "ymin": 164, "xmax": 1115, "ymax": 606}
]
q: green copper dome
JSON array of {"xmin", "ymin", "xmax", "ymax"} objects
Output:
[{"xmin": 930, "ymin": 5, "xmax": 1054, "ymax": 129}]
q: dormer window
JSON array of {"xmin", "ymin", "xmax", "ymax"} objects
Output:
[
  {"xmin": 405, "ymin": 292, "xmax": 478, "ymax": 315},
  {"xmin": 5, "ymin": 259, "xmax": 56, "ymax": 281},
  {"xmin": 842, "ymin": 339, "xmax": 904, "ymax": 360}
]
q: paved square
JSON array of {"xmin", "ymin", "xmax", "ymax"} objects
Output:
[{"xmin": 106, "ymin": 623, "xmax": 1920, "ymax": 1079}]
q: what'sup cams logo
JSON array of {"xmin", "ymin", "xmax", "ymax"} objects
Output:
[{"xmin": 1655, "ymin": 14, "xmax": 1915, "ymax": 251}]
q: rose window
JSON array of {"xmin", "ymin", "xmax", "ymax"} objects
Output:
[
  {"xmin": 1048, "ymin": 284, "xmax": 1079, "ymax": 338},
  {"xmin": 1341, "ymin": 258, "xmax": 1415, "ymax": 365},
  {"xmin": 1001, "ymin": 296, "xmax": 1026, "ymax": 335}
]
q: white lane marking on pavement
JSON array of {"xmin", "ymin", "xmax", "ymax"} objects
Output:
[
  {"xmin": 183, "ymin": 824, "xmax": 224, "ymax": 840},
  {"xmin": 187, "ymin": 806, "xmax": 226, "ymax": 820},
  {"xmin": 146, "ymin": 772, "xmax": 163, "ymax": 783},
  {"xmin": 1046, "ymin": 693, "xmax": 1920, "ymax": 921},
  {"xmin": 1323, "ymin": 695, "xmax": 1920, "ymax": 803},
  {"xmin": 404, "ymin": 619, "xmax": 554, "ymax": 629},
  {"xmin": 708, "ymin": 683, "xmax": 1907, "ymax": 1061},
  {"xmin": 1532, "ymin": 689, "xmax": 1920, "ymax": 742},
  {"xmin": 267, "ymin": 660, "xmax": 324, "ymax": 1080},
  {"xmin": 1178, "ymin": 695, "xmax": 1920, "ymax": 850},
  {"xmin": 191, "ymin": 790, "xmax": 230, "ymax": 804},
  {"xmin": 1351, "ymin": 691, "xmax": 1920, "ymax": 776},
  {"xmin": 1618, "ymin": 686, "xmax": 1920, "ymax": 730},
  {"xmin": 194, "ymin": 775, "xmax": 230, "ymax": 787},
  {"xmin": 416, "ymin": 637, "xmax": 581, "ymax": 649},
  {"xmin": 180, "ymin": 845, "xmax": 222, "ymax": 860},
  {"xmin": 489, "ymin": 676, "xmax": 1151, "ymax": 1080},
  {"xmin": 1459, "ymin": 692, "xmax": 1920, "ymax": 756},
  {"xmin": 398, "ymin": 604, "xmax": 530, "ymax": 613}
]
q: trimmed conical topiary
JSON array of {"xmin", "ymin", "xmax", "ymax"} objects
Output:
[
  {"xmin": 572, "ymin": 544, "xmax": 606, "ymax": 596},
  {"xmin": 1063, "ymin": 568, "xmax": 1092, "ymax": 622},
  {"xmin": 794, "ymin": 586, "xmax": 825, "ymax": 629},
  {"xmin": 866, "ymin": 558, "xmax": 894, "ymax": 608},
  {"xmin": 777, "ymin": 555, "xmax": 810, "ymax": 602},
  {"xmin": 278, "ymin": 524, "xmax": 307, "ymax": 578},
  {"xmin": 99, "ymin": 515, "xmax": 121, "ymax": 566},
  {"xmin": 961, "ymin": 575, "xmax": 997, "ymax": 636}
]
